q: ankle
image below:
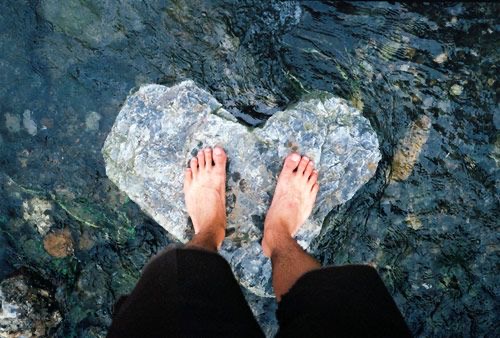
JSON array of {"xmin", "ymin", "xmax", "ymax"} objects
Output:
[
  {"xmin": 262, "ymin": 225, "xmax": 294, "ymax": 257},
  {"xmin": 189, "ymin": 227, "xmax": 225, "ymax": 251}
]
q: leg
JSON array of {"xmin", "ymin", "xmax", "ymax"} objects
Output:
[
  {"xmin": 262, "ymin": 153, "xmax": 320, "ymax": 301},
  {"xmin": 108, "ymin": 147, "xmax": 264, "ymax": 337},
  {"xmin": 263, "ymin": 153, "xmax": 411, "ymax": 337}
]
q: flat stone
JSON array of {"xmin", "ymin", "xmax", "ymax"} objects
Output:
[
  {"xmin": 43, "ymin": 228, "xmax": 74, "ymax": 258},
  {"xmin": 390, "ymin": 115, "xmax": 432, "ymax": 182},
  {"xmin": 102, "ymin": 80, "xmax": 381, "ymax": 296}
]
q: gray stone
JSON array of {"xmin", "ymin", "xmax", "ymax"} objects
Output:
[{"xmin": 102, "ymin": 80, "xmax": 381, "ymax": 296}]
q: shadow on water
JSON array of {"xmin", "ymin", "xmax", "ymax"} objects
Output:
[{"xmin": 0, "ymin": 1, "xmax": 498, "ymax": 336}]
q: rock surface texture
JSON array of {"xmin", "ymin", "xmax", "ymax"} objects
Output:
[
  {"xmin": 102, "ymin": 80, "xmax": 381, "ymax": 296},
  {"xmin": 0, "ymin": 275, "xmax": 61, "ymax": 337}
]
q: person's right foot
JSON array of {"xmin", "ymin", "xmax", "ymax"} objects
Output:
[
  {"xmin": 184, "ymin": 146, "xmax": 227, "ymax": 248},
  {"xmin": 262, "ymin": 153, "xmax": 319, "ymax": 257}
]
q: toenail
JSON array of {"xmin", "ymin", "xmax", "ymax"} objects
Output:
[
  {"xmin": 214, "ymin": 147, "xmax": 223, "ymax": 156},
  {"xmin": 290, "ymin": 153, "xmax": 300, "ymax": 162},
  {"xmin": 204, "ymin": 148, "xmax": 211, "ymax": 152}
]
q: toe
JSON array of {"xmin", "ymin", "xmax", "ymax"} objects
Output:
[
  {"xmin": 213, "ymin": 146, "xmax": 227, "ymax": 169},
  {"xmin": 204, "ymin": 147, "xmax": 213, "ymax": 167},
  {"xmin": 197, "ymin": 150, "xmax": 206, "ymax": 168},
  {"xmin": 304, "ymin": 160, "xmax": 314, "ymax": 178},
  {"xmin": 282, "ymin": 153, "xmax": 301, "ymax": 175},
  {"xmin": 311, "ymin": 182, "xmax": 320, "ymax": 196},
  {"xmin": 190, "ymin": 157, "xmax": 198, "ymax": 176},
  {"xmin": 297, "ymin": 156, "xmax": 309, "ymax": 174},
  {"xmin": 184, "ymin": 168, "xmax": 193, "ymax": 190},
  {"xmin": 308, "ymin": 170, "xmax": 318, "ymax": 186}
]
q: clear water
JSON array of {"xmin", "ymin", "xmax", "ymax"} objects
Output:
[{"xmin": 0, "ymin": 1, "xmax": 498, "ymax": 337}]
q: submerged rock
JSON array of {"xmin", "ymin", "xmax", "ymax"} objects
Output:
[
  {"xmin": 449, "ymin": 84, "xmax": 463, "ymax": 96},
  {"xmin": 85, "ymin": 111, "xmax": 102, "ymax": 131},
  {"xmin": 43, "ymin": 228, "xmax": 74, "ymax": 258},
  {"xmin": 4, "ymin": 113, "xmax": 20, "ymax": 133},
  {"xmin": 390, "ymin": 115, "xmax": 432, "ymax": 181},
  {"xmin": 22, "ymin": 109, "xmax": 37, "ymax": 136},
  {"xmin": 0, "ymin": 275, "xmax": 61, "ymax": 337},
  {"xmin": 22, "ymin": 197, "xmax": 53, "ymax": 236},
  {"xmin": 102, "ymin": 80, "xmax": 381, "ymax": 296}
]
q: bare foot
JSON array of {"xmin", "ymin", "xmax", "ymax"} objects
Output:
[
  {"xmin": 262, "ymin": 153, "xmax": 319, "ymax": 257},
  {"xmin": 184, "ymin": 146, "xmax": 227, "ymax": 249}
]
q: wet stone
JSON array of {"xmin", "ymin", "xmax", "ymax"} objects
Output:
[
  {"xmin": 22, "ymin": 197, "xmax": 53, "ymax": 236},
  {"xmin": 85, "ymin": 111, "xmax": 102, "ymax": 131},
  {"xmin": 390, "ymin": 115, "xmax": 432, "ymax": 182},
  {"xmin": 4, "ymin": 113, "xmax": 20, "ymax": 133},
  {"xmin": 22, "ymin": 109, "xmax": 37, "ymax": 136},
  {"xmin": 102, "ymin": 81, "xmax": 381, "ymax": 296},
  {"xmin": 43, "ymin": 228, "xmax": 74, "ymax": 258},
  {"xmin": 449, "ymin": 84, "xmax": 463, "ymax": 96},
  {"xmin": 0, "ymin": 275, "xmax": 61, "ymax": 337}
]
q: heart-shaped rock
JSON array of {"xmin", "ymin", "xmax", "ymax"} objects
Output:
[{"xmin": 102, "ymin": 80, "xmax": 381, "ymax": 296}]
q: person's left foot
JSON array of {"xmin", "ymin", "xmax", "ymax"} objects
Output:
[{"xmin": 184, "ymin": 146, "xmax": 227, "ymax": 248}]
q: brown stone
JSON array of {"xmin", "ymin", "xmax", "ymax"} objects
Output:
[
  {"xmin": 43, "ymin": 228, "xmax": 74, "ymax": 258},
  {"xmin": 391, "ymin": 115, "xmax": 432, "ymax": 181},
  {"xmin": 78, "ymin": 231, "xmax": 94, "ymax": 250}
]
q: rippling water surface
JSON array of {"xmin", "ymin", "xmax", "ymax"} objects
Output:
[{"xmin": 0, "ymin": 1, "xmax": 498, "ymax": 337}]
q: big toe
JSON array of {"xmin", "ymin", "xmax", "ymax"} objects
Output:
[
  {"xmin": 282, "ymin": 153, "xmax": 301, "ymax": 175},
  {"xmin": 213, "ymin": 146, "xmax": 227, "ymax": 170}
]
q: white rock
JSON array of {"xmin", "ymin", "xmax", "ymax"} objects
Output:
[
  {"xmin": 433, "ymin": 53, "xmax": 448, "ymax": 64},
  {"xmin": 23, "ymin": 110, "xmax": 37, "ymax": 136},
  {"xmin": 22, "ymin": 197, "xmax": 53, "ymax": 236},
  {"xmin": 450, "ymin": 84, "xmax": 463, "ymax": 96},
  {"xmin": 85, "ymin": 111, "xmax": 101, "ymax": 131}
]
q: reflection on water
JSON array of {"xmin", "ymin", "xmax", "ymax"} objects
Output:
[{"xmin": 0, "ymin": 1, "xmax": 498, "ymax": 336}]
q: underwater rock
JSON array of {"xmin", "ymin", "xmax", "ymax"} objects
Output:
[
  {"xmin": 85, "ymin": 111, "xmax": 102, "ymax": 131},
  {"xmin": 38, "ymin": 0, "xmax": 126, "ymax": 48},
  {"xmin": 43, "ymin": 228, "xmax": 74, "ymax": 258},
  {"xmin": 433, "ymin": 53, "xmax": 448, "ymax": 64},
  {"xmin": 4, "ymin": 113, "xmax": 20, "ymax": 133},
  {"xmin": 22, "ymin": 197, "xmax": 53, "ymax": 236},
  {"xmin": 78, "ymin": 231, "xmax": 95, "ymax": 251},
  {"xmin": 102, "ymin": 80, "xmax": 381, "ymax": 296},
  {"xmin": 22, "ymin": 110, "xmax": 37, "ymax": 136},
  {"xmin": 0, "ymin": 275, "xmax": 61, "ymax": 337},
  {"xmin": 390, "ymin": 115, "xmax": 432, "ymax": 181},
  {"xmin": 449, "ymin": 84, "xmax": 463, "ymax": 96}
]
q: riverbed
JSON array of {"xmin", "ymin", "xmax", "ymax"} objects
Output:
[{"xmin": 0, "ymin": 1, "xmax": 498, "ymax": 337}]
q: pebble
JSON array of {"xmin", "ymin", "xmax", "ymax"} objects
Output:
[
  {"xmin": 433, "ymin": 53, "xmax": 448, "ymax": 64},
  {"xmin": 450, "ymin": 84, "xmax": 463, "ymax": 96},
  {"xmin": 85, "ymin": 111, "xmax": 101, "ymax": 131},
  {"xmin": 406, "ymin": 214, "xmax": 423, "ymax": 230},
  {"xmin": 4, "ymin": 113, "xmax": 20, "ymax": 133},
  {"xmin": 22, "ymin": 197, "xmax": 53, "ymax": 236},
  {"xmin": 23, "ymin": 109, "xmax": 37, "ymax": 136},
  {"xmin": 43, "ymin": 228, "xmax": 74, "ymax": 258}
]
